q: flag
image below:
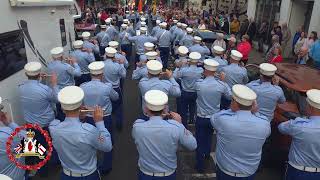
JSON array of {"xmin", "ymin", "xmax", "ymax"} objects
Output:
[
  {"xmin": 14, "ymin": 144, "xmax": 22, "ymax": 154},
  {"xmin": 138, "ymin": 0, "xmax": 143, "ymax": 13},
  {"xmin": 37, "ymin": 144, "xmax": 46, "ymax": 156}
]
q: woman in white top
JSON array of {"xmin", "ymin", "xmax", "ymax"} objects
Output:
[
  {"xmin": 294, "ymin": 31, "xmax": 308, "ymax": 55},
  {"xmin": 198, "ymin": 19, "xmax": 207, "ymax": 30}
]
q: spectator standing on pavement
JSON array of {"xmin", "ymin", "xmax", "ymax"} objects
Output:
[
  {"xmin": 281, "ymin": 23, "xmax": 291, "ymax": 57},
  {"xmin": 265, "ymin": 35, "xmax": 281, "ymax": 62},
  {"xmin": 292, "ymin": 26, "xmax": 303, "ymax": 55},
  {"xmin": 269, "ymin": 46, "xmax": 283, "ymax": 64},
  {"xmin": 257, "ymin": 21, "xmax": 268, "ymax": 52},
  {"xmin": 296, "ymin": 47, "xmax": 309, "ymax": 65},
  {"xmin": 246, "ymin": 18, "xmax": 257, "ymax": 44},
  {"xmin": 212, "ymin": 33, "xmax": 226, "ymax": 51},
  {"xmin": 230, "ymin": 15, "xmax": 240, "ymax": 35},
  {"xmin": 294, "ymin": 31, "xmax": 308, "ymax": 56},
  {"xmin": 239, "ymin": 17, "xmax": 249, "ymax": 37},
  {"xmin": 309, "ymin": 39, "xmax": 320, "ymax": 69},
  {"xmin": 237, "ymin": 34, "xmax": 252, "ymax": 65},
  {"xmin": 275, "ymin": 26, "xmax": 283, "ymax": 44},
  {"xmin": 198, "ymin": 19, "xmax": 207, "ymax": 30}
]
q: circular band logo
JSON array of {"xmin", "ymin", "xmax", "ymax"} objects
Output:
[{"xmin": 6, "ymin": 123, "xmax": 53, "ymax": 170}]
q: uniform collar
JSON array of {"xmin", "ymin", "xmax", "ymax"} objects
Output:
[
  {"xmin": 149, "ymin": 116, "xmax": 163, "ymax": 121},
  {"xmin": 27, "ymin": 80, "xmax": 39, "ymax": 83},
  {"xmin": 91, "ymin": 78, "xmax": 101, "ymax": 82},
  {"xmin": 150, "ymin": 77, "xmax": 160, "ymax": 80},
  {"xmin": 261, "ymin": 81, "xmax": 272, "ymax": 85},
  {"xmin": 236, "ymin": 110, "xmax": 253, "ymax": 116},
  {"xmin": 205, "ymin": 76, "xmax": 215, "ymax": 80},
  {"xmin": 64, "ymin": 117, "xmax": 80, "ymax": 123}
]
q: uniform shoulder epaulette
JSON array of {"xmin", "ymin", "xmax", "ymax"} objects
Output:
[
  {"xmin": 253, "ymin": 112, "xmax": 269, "ymax": 122},
  {"xmin": 140, "ymin": 77, "xmax": 149, "ymax": 82},
  {"xmin": 215, "ymin": 109, "xmax": 235, "ymax": 118},
  {"xmin": 49, "ymin": 119, "xmax": 61, "ymax": 127},
  {"xmin": 166, "ymin": 120, "xmax": 181, "ymax": 128},
  {"xmin": 133, "ymin": 119, "xmax": 146, "ymax": 125},
  {"xmin": 81, "ymin": 122, "xmax": 97, "ymax": 133},
  {"xmin": 292, "ymin": 117, "xmax": 309, "ymax": 124}
]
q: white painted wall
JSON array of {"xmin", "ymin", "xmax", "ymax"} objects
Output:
[
  {"xmin": 308, "ymin": 0, "xmax": 320, "ymax": 34},
  {"xmin": 279, "ymin": 0, "xmax": 292, "ymax": 24},
  {"xmin": 247, "ymin": 0, "xmax": 257, "ymax": 20},
  {"xmin": 0, "ymin": 1, "xmax": 76, "ymax": 124}
]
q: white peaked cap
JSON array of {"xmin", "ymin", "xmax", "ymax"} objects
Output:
[
  {"xmin": 173, "ymin": 20, "xmax": 178, "ymax": 23},
  {"xmin": 156, "ymin": 20, "xmax": 161, "ymax": 24},
  {"xmin": 259, "ymin": 63, "xmax": 277, "ymax": 76},
  {"xmin": 228, "ymin": 37, "xmax": 237, "ymax": 42},
  {"xmin": 306, "ymin": 89, "xmax": 320, "ymax": 109},
  {"xmin": 181, "ymin": 23, "xmax": 188, "ymax": 28},
  {"xmin": 147, "ymin": 60, "xmax": 163, "ymax": 75},
  {"xmin": 82, "ymin": 31, "xmax": 91, "ymax": 39},
  {"xmin": 88, "ymin": 61, "xmax": 105, "ymax": 75},
  {"xmin": 232, "ymin": 84, "xmax": 257, "ymax": 106},
  {"xmin": 204, "ymin": 59, "xmax": 219, "ymax": 72},
  {"xmin": 194, "ymin": 36, "xmax": 202, "ymax": 42},
  {"xmin": 123, "ymin": 19, "xmax": 129, "ymax": 23},
  {"xmin": 24, "ymin": 61, "xmax": 42, "ymax": 76},
  {"xmin": 141, "ymin": 17, "xmax": 146, "ymax": 21},
  {"xmin": 189, "ymin": 52, "xmax": 201, "ymax": 62},
  {"xmin": 58, "ymin": 86, "xmax": 84, "ymax": 111},
  {"xmin": 217, "ymin": 33, "xmax": 224, "ymax": 37},
  {"xmin": 160, "ymin": 22, "xmax": 167, "ymax": 27},
  {"xmin": 186, "ymin": 27, "xmax": 193, "ymax": 33},
  {"xmin": 144, "ymin": 42, "xmax": 155, "ymax": 50},
  {"xmin": 108, "ymin": 41, "xmax": 119, "ymax": 48},
  {"xmin": 213, "ymin": 45, "xmax": 225, "ymax": 54},
  {"xmin": 73, "ymin": 40, "xmax": 83, "ymax": 48},
  {"xmin": 105, "ymin": 18, "xmax": 111, "ymax": 24},
  {"xmin": 105, "ymin": 47, "xmax": 117, "ymax": 57},
  {"xmin": 230, "ymin": 50, "xmax": 243, "ymax": 61},
  {"xmin": 144, "ymin": 90, "xmax": 168, "ymax": 111},
  {"xmin": 141, "ymin": 22, "xmax": 146, "ymax": 26},
  {"xmin": 51, "ymin": 47, "xmax": 64, "ymax": 58},
  {"xmin": 0, "ymin": 174, "xmax": 13, "ymax": 180},
  {"xmin": 125, "ymin": 11, "xmax": 129, "ymax": 13},
  {"xmin": 146, "ymin": 51, "xmax": 158, "ymax": 60},
  {"xmin": 177, "ymin": 22, "xmax": 182, "ymax": 27},
  {"xmin": 178, "ymin": 46, "xmax": 189, "ymax": 55},
  {"xmin": 121, "ymin": 24, "xmax": 128, "ymax": 28},
  {"xmin": 140, "ymin": 27, "xmax": 147, "ymax": 33},
  {"xmin": 100, "ymin": 25, "xmax": 107, "ymax": 29}
]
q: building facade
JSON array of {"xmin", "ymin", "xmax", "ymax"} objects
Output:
[{"xmin": 248, "ymin": 0, "xmax": 320, "ymax": 56}]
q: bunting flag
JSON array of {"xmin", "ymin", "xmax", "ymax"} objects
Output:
[{"xmin": 138, "ymin": 0, "xmax": 143, "ymax": 12}]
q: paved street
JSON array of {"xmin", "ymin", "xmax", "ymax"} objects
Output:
[{"xmin": 32, "ymin": 49, "xmax": 285, "ymax": 180}]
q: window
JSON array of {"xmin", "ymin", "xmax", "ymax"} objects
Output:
[
  {"xmin": 0, "ymin": 30, "xmax": 27, "ymax": 81},
  {"xmin": 60, "ymin": 19, "xmax": 67, "ymax": 47}
]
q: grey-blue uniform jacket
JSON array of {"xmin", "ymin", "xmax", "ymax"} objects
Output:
[
  {"xmin": 49, "ymin": 117, "xmax": 112, "ymax": 174},
  {"xmin": 0, "ymin": 123, "xmax": 25, "ymax": 180},
  {"xmin": 196, "ymin": 76, "xmax": 231, "ymax": 118},
  {"xmin": 132, "ymin": 116, "xmax": 197, "ymax": 173},
  {"xmin": 47, "ymin": 60, "xmax": 81, "ymax": 90},
  {"xmin": 247, "ymin": 80, "xmax": 286, "ymax": 121},
  {"xmin": 139, "ymin": 77, "xmax": 181, "ymax": 114},
  {"xmin": 221, "ymin": 63, "xmax": 249, "ymax": 88},
  {"xmin": 80, "ymin": 79, "xmax": 119, "ymax": 116},
  {"xmin": 18, "ymin": 80, "xmax": 59, "ymax": 127},
  {"xmin": 279, "ymin": 116, "xmax": 320, "ymax": 168},
  {"xmin": 211, "ymin": 110, "xmax": 270, "ymax": 176},
  {"xmin": 103, "ymin": 59, "xmax": 126, "ymax": 88},
  {"xmin": 70, "ymin": 49, "xmax": 95, "ymax": 74}
]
